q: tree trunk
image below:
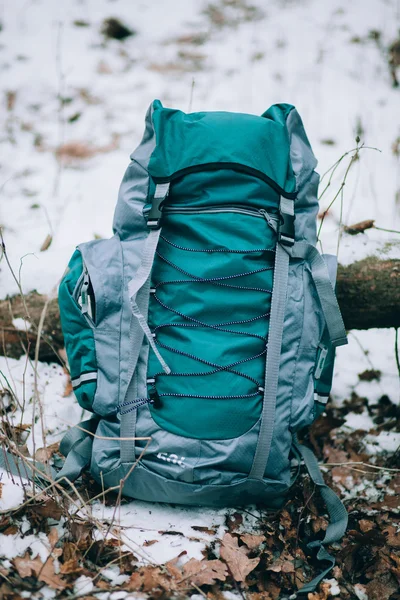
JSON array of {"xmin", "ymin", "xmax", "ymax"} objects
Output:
[{"xmin": 0, "ymin": 256, "xmax": 399, "ymax": 362}]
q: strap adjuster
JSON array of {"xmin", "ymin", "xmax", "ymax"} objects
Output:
[{"xmin": 278, "ymin": 212, "xmax": 295, "ymax": 246}]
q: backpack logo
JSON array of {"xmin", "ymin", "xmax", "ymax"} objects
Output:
[{"xmin": 157, "ymin": 452, "xmax": 186, "ymax": 467}]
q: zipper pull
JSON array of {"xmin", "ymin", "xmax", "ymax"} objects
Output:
[
  {"xmin": 81, "ymin": 264, "xmax": 90, "ymax": 315},
  {"xmin": 259, "ymin": 209, "xmax": 278, "ymax": 233},
  {"xmin": 314, "ymin": 344, "xmax": 328, "ymax": 380}
]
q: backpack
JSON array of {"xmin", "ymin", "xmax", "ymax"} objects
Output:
[{"xmin": 57, "ymin": 100, "xmax": 349, "ymax": 594}]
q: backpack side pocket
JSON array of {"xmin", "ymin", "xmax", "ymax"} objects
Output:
[
  {"xmin": 59, "ymin": 250, "xmax": 97, "ymax": 411},
  {"xmin": 313, "ymin": 329, "xmax": 335, "ymax": 420}
]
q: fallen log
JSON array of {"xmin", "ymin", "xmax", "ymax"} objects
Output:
[{"xmin": 0, "ymin": 256, "xmax": 399, "ymax": 362}]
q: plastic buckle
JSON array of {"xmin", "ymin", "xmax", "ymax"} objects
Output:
[
  {"xmin": 146, "ymin": 183, "xmax": 170, "ymax": 230},
  {"xmin": 278, "ymin": 212, "xmax": 295, "ymax": 246},
  {"xmin": 146, "ymin": 199, "xmax": 163, "ymax": 230}
]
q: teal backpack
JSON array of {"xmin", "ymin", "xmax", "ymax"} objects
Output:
[{"xmin": 57, "ymin": 100, "xmax": 349, "ymax": 594}]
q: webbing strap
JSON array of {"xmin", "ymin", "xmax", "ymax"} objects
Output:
[
  {"xmin": 55, "ymin": 417, "xmax": 99, "ymax": 484},
  {"xmin": 128, "ymin": 228, "xmax": 162, "ymax": 299},
  {"xmin": 249, "ymin": 198, "xmax": 292, "ymax": 479},
  {"xmin": 131, "ymin": 301, "xmax": 171, "ymax": 374},
  {"xmin": 285, "ymin": 242, "xmax": 347, "ymax": 347},
  {"xmin": 120, "ymin": 368, "xmax": 138, "ymax": 463},
  {"xmin": 0, "ymin": 449, "xmax": 58, "ymax": 488},
  {"xmin": 120, "ymin": 184, "xmax": 170, "ymax": 464},
  {"xmin": 293, "ymin": 440, "xmax": 348, "ymax": 596},
  {"xmin": 0, "ymin": 418, "xmax": 98, "ymax": 489}
]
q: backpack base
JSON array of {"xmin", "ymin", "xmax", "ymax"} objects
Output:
[{"xmin": 94, "ymin": 461, "xmax": 290, "ymax": 509}]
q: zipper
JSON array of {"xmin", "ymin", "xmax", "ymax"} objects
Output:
[
  {"xmin": 77, "ymin": 261, "xmax": 95, "ymax": 323},
  {"xmin": 314, "ymin": 344, "xmax": 328, "ymax": 380},
  {"xmin": 152, "ymin": 162, "xmax": 297, "ymax": 200},
  {"xmin": 162, "ymin": 205, "xmax": 279, "ymax": 232},
  {"xmin": 80, "ymin": 264, "xmax": 90, "ymax": 316}
]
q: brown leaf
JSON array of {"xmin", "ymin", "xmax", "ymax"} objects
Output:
[
  {"xmin": 179, "ymin": 558, "xmax": 228, "ymax": 586},
  {"xmin": 30, "ymin": 499, "xmax": 63, "ymax": 521},
  {"xmin": 40, "ymin": 234, "xmax": 53, "ymax": 252},
  {"xmin": 38, "ymin": 558, "xmax": 66, "ymax": 590},
  {"xmin": 143, "ymin": 539, "xmax": 158, "ymax": 547},
  {"xmin": 220, "ymin": 533, "xmax": 260, "ymax": 582},
  {"xmin": 2, "ymin": 525, "xmax": 19, "ymax": 536},
  {"xmin": 279, "ymin": 509, "xmax": 292, "ymax": 529},
  {"xmin": 127, "ymin": 566, "xmax": 174, "ymax": 593},
  {"xmin": 382, "ymin": 525, "xmax": 400, "ymax": 548},
  {"xmin": 59, "ymin": 559, "xmax": 83, "ymax": 575},
  {"xmin": 366, "ymin": 573, "xmax": 399, "ymax": 600},
  {"xmin": 308, "ymin": 580, "xmax": 334, "ymax": 600},
  {"xmin": 14, "ymin": 554, "xmax": 43, "ymax": 578},
  {"xmin": 63, "ymin": 377, "xmax": 73, "ymax": 397},
  {"xmin": 359, "ymin": 519, "xmax": 375, "ymax": 533},
  {"xmin": 240, "ymin": 533, "xmax": 266, "ymax": 550},
  {"xmin": 227, "ymin": 511, "xmax": 243, "ymax": 532},
  {"xmin": 371, "ymin": 495, "xmax": 400, "ymax": 513},
  {"xmin": 267, "ymin": 557, "xmax": 295, "ymax": 573},
  {"xmin": 344, "ymin": 219, "xmax": 375, "ymax": 235},
  {"xmin": 191, "ymin": 525, "xmax": 217, "ymax": 535},
  {"xmin": 35, "ymin": 443, "xmax": 59, "ymax": 464},
  {"xmin": 14, "ymin": 553, "xmax": 66, "ymax": 590}
]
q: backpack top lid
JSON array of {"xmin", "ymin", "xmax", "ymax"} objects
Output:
[
  {"xmin": 142, "ymin": 100, "xmax": 297, "ymax": 197},
  {"xmin": 113, "ymin": 100, "xmax": 318, "ymax": 240}
]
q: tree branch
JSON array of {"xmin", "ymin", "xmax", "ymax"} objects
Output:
[{"xmin": 0, "ymin": 256, "xmax": 399, "ymax": 361}]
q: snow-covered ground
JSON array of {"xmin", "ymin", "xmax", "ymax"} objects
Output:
[{"xmin": 0, "ymin": 0, "xmax": 399, "ymax": 596}]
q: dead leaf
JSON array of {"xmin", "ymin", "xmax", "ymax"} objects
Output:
[
  {"xmin": 14, "ymin": 554, "xmax": 43, "ymax": 578},
  {"xmin": 344, "ymin": 219, "xmax": 375, "ymax": 235},
  {"xmin": 128, "ymin": 566, "xmax": 173, "ymax": 592},
  {"xmin": 359, "ymin": 519, "xmax": 375, "ymax": 533},
  {"xmin": 240, "ymin": 533, "xmax": 266, "ymax": 550},
  {"xmin": 38, "ymin": 558, "xmax": 66, "ymax": 590},
  {"xmin": 40, "ymin": 234, "xmax": 52, "ymax": 252},
  {"xmin": 179, "ymin": 558, "xmax": 228, "ymax": 586},
  {"xmin": 382, "ymin": 525, "xmax": 400, "ymax": 548},
  {"xmin": 59, "ymin": 559, "xmax": 83, "ymax": 575},
  {"xmin": 308, "ymin": 580, "xmax": 334, "ymax": 599},
  {"xmin": 35, "ymin": 442, "xmax": 59, "ymax": 464},
  {"xmin": 366, "ymin": 573, "xmax": 399, "ymax": 600},
  {"xmin": 2, "ymin": 525, "xmax": 19, "ymax": 535},
  {"xmin": 267, "ymin": 557, "xmax": 295, "ymax": 573},
  {"xmin": 226, "ymin": 511, "xmax": 243, "ymax": 532},
  {"xmin": 143, "ymin": 540, "xmax": 158, "ymax": 547},
  {"xmin": 30, "ymin": 498, "xmax": 63, "ymax": 521},
  {"xmin": 191, "ymin": 525, "xmax": 217, "ymax": 535},
  {"xmin": 63, "ymin": 377, "xmax": 73, "ymax": 397},
  {"xmin": 220, "ymin": 533, "xmax": 260, "ymax": 581}
]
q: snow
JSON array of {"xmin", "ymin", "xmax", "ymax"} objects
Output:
[
  {"xmin": 91, "ymin": 498, "xmax": 261, "ymax": 565},
  {"xmin": 363, "ymin": 430, "xmax": 400, "ymax": 455},
  {"xmin": 0, "ymin": 355, "xmax": 86, "ymax": 452},
  {"xmin": 74, "ymin": 575, "xmax": 94, "ymax": 595},
  {"xmin": 11, "ymin": 318, "xmax": 32, "ymax": 331},
  {"xmin": 342, "ymin": 409, "xmax": 375, "ymax": 432},
  {"xmin": 102, "ymin": 566, "xmax": 130, "ymax": 586},
  {"xmin": 354, "ymin": 583, "xmax": 369, "ymax": 600},
  {"xmin": 0, "ymin": 0, "xmax": 399, "ymax": 589},
  {"xmin": 0, "ymin": 529, "xmax": 52, "ymax": 561},
  {"xmin": 323, "ymin": 578, "xmax": 341, "ymax": 596},
  {"xmin": 0, "ymin": 469, "xmax": 25, "ymax": 511}
]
